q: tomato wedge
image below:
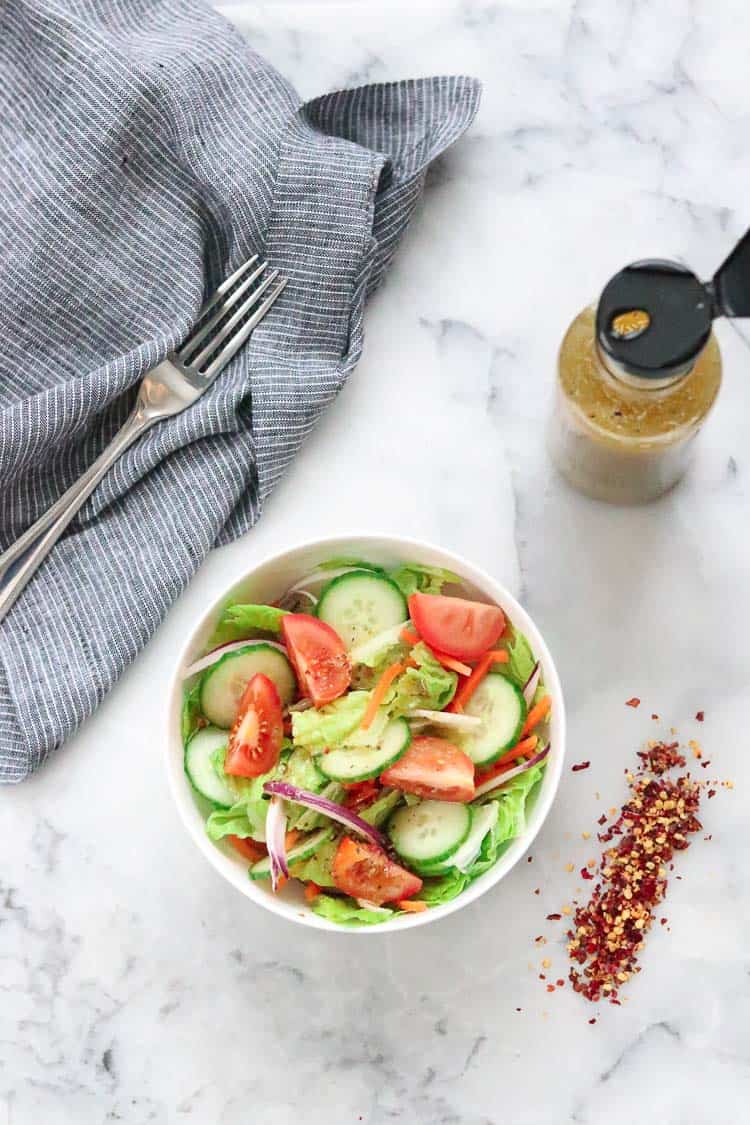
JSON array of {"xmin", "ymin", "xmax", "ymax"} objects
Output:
[
  {"xmin": 380, "ymin": 735, "xmax": 475, "ymax": 802},
  {"xmin": 332, "ymin": 837, "xmax": 423, "ymax": 905},
  {"xmin": 342, "ymin": 778, "xmax": 381, "ymax": 810},
  {"xmin": 224, "ymin": 673, "xmax": 284, "ymax": 778},
  {"xmin": 280, "ymin": 613, "xmax": 351, "ymax": 707},
  {"xmin": 408, "ymin": 592, "xmax": 505, "ymax": 661}
]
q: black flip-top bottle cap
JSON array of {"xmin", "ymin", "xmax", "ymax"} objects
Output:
[
  {"xmin": 596, "ymin": 260, "xmax": 712, "ymax": 380},
  {"xmin": 596, "ymin": 230, "xmax": 750, "ymax": 381}
]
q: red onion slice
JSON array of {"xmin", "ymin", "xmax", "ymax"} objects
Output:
[
  {"xmin": 265, "ymin": 796, "xmax": 289, "ymax": 892},
  {"xmin": 473, "ymin": 743, "xmax": 550, "ymax": 800},
  {"xmin": 286, "ymin": 566, "xmax": 361, "ymax": 594},
  {"xmin": 183, "ymin": 638, "xmax": 287, "ymax": 679},
  {"xmin": 522, "ymin": 661, "xmax": 541, "ymax": 706},
  {"xmin": 355, "ymin": 898, "xmax": 392, "ymax": 914},
  {"xmin": 287, "ymin": 698, "xmax": 313, "ymax": 713},
  {"xmin": 264, "ymin": 781, "xmax": 386, "ymax": 849},
  {"xmin": 408, "ymin": 709, "xmax": 482, "ymax": 731},
  {"xmin": 280, "ymin": 587, "xmax": 318, "ymax": 608}
]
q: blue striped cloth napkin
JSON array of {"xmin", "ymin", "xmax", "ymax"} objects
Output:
[{"xmin": 0, "ymin": 0, "xmax": 480, "ymax": 781}]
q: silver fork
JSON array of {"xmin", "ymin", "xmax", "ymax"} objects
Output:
[{"xmin": 0, "ymin": 256, "xmax": 286, "ymax": 623}]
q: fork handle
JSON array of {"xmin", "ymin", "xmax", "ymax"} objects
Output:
[{"xmin": 0, "ymin": 404, "xmax": 153, "ymax": 624}]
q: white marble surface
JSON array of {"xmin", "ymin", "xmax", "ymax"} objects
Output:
[{"xmin": 3, "ymin": 1, "xmax": 750, "ymax": 1121}]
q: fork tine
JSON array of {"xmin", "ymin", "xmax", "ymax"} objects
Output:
[
  {"xmin": 202, "ymin": 278, "xmax": 288, "ymax": 380},
  {"xmin": 180, "ymin": 261, "xmax": 268, "ymax": 362},
  {"xmin": 189, "ymin": 270, "xmax": 280, "ymax": 371},
  {"xmin": 194, "ymin": 254, "xmax": 259, "ymax": 322}
]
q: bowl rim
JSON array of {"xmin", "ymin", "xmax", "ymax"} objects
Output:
[{"xmin": 165, "ymin": 531, "xmax": 566, "ymax": 934}]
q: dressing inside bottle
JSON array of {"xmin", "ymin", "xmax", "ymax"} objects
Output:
[{"xmin": 548, "ymin": 237, "xmax": 750, "ymax": 504}]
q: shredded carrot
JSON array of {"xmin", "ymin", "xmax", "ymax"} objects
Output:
[
  {"xmin": 227, "ymin": 835, "xmax": 267, "ymax": 862},
  {"xmin": 522, "ymin": 694, "xmax": 551, "ymax": 737},
  {"xmin": 476, "ymin": 735, "xmax": 538, "ymax": 784},
  {"xmin": 397, "ymin": 899, "xmax": 428, "ymax": 913},
  {"xmin": 284, "ymin": 829, "xmax": 302, "ymax": 850},
  {"xmin": 430, "ymin": 650, "xmax": 473, "ymax": 677},
  {"xmin": 275, "ymin": 875, "xmax": 288, "ymax": 892},
  {"xmin": 361, "ymin": 661, "xmax": 405, "ymax": 729},
  {"xmin": 400, "ymin": 626, "xmax": 419, "ymax": 645},
  {"xmin": 449, "ymin": 650, "xmax": 510, "ymax": 712},
  {"xmin": 304, "ymin": 882, "xmax": 321, "ymax": 902}
]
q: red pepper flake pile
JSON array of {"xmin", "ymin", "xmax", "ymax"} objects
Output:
[
  {"xmin": 571, "ymin": 760, "xmax": 591, "ymax": 772},
  {"xmin": 625, "ymin": 697, "xmax": 641, "ymax": 708},
  {"xmin": 636, "ymin": 741, "xmax": 686, "ymax": 776},
  {"xmin": 567, "ymin": 771, "xmax": 703, "ymax": 1004}
]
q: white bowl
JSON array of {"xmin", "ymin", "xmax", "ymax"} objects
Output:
[{"xmin": 165, "ymin": 534, "xmax": 566, "ymax": 933}]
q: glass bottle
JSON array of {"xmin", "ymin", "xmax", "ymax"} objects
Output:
[
  {"xmin": 549, "ymin": 303, "xmax": 722, "ymax": 504},
  {"xmin": 548, "ymin": 240, "xmax": 750, "ymax": 504}
]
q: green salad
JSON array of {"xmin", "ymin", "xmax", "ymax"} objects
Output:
[{"xmin": 182, "ymin": 558, "xmax": 551, "ymax": 926}]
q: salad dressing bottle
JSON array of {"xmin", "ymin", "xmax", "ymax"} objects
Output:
[{"xmin": 548, "ymin": 232, "xmax": 750, "ymax": 503}]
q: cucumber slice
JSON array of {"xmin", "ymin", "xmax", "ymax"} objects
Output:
[
  {"xmin": 249, "ymin": 827, "xmax": 333, "ymax": 880},
  {"xmin": 457, "ymin": 674, "xmax": 527, "ymax": 768},
  {"xmin": 317, "ymin": 718, "xmax": 411, "ymax": 783},
  {"xmin": 184, "ymin": 727, "xmax": 234, "ymax": 807},
  {"xmin": 200, "ymin": 644, "xmax": 296, "ymax": 728},
  {"xmin": 316, "ymin": 571, "xmax": 408, "ymax": 650},
  {"xmin": 414, "ymin": 803, "xmax": 499, "ymax": 876},
  {"xmin": 388, "ymin": 800, "xmax": 472, "ymax": 866}
]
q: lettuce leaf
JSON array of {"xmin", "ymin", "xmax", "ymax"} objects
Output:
[
  {"xmin": 318, "ymin": 558, "xmax": 384, "ymax": 573},
  {"xmin": 311, "ymin": 894, "xmax": 393, "ymax": 926},
  {"xmin": 289, "ymin": 837, "xmax": 338, "ymax": 887},
  {"xmin": 463, "ymin": 801, "xmax": 509, "ymax": 879},
  {"xmin": 492, "ymin": 763, "xmax": 544, "ymax": 836},
  {"xmin": 213, "ymin": 603, "xmax": 288, "ymax": 644},
  {"xmin": 206, "ymin": 797, "xmax": 268, "ymax": 842},
  {"xmin": 501, "ymin": 628, "xmax": 536, "ymax": 689},
  {"xmin": 418, "ymin": 869, "xmax": 469, "ymax": 905},
  {"xmin": 358, "ymin": 788, "xmax": 403, "ymax": 827},
  {"xmin": 387, "ymin": 563, "xmax": 460, "ymax": 598},
  {"xmin": 279, "ymin": 748, "xmax": 330, "ymax": 828},
  {"xmin": 388, "ymin": 643, "xmax": 457, "ymax": 716},
  {"xmin": 349, "ymin": 623, "xmax": 408, "ymax": 671},
  {"xmin": 181, "ymin": 682, "xmax": 204, "ymax": 744},
  {"xmin": 291, "ymin": 692, "xmax": 370, "ymax": 750},
  {"xmin": 282, "ymin": 747, "xmax": 325, "ymax": 793},
  {"xmin": 293, "ymin": 781, "xmax": 346, "ymax": 832},
  {"xmin": 465, "ymin": 764, "xmax": 544, "ymax": 878},
  {"xmin": 204, "ymin": 752, "xmax": 284, "ymax": 842}
]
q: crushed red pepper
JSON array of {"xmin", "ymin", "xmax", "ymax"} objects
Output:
[
  {"xmin": 571, "ymin": 760, "xmax": 591, "ymax": 772},
  {"xmin": 625, "ymin": 697, "xmax": 641, "ymax": 708},
  {"xmin": 696, "ymin": 711, "xmax": 704, "ymax": 722},
  {"xmin": 567, "ymin": 770, "xmax": 703, "ymax": 1004},
  {"xmin": 636, "ymin": 741, "xmax": 685, "ymax": 776}
]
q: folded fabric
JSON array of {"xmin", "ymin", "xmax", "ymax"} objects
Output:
[{"xmin": 0, "ymin": 0, "xmax": 481, "ymax": 781}]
